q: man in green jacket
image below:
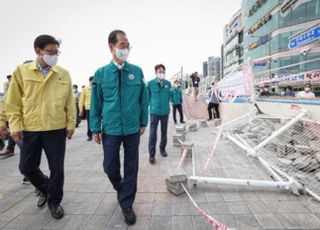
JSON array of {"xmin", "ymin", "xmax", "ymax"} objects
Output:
[
  {"xmin": 90, "ymin": 30, "xmax": 149, "ymax": 226},
  {"xmin": 147, "ymin": 64, "xmax": 171, "ymax": 164},
  {"xmin": 170, "ymin": 80, "xmax": 185, "ymax": 124}
]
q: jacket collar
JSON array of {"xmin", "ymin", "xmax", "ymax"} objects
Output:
[
  {"xmin": 110, "ymin": 60, "xmax": 129, "ymax": 72},
  {"xmin": 29, "ymin": 60, "xmax": 58, "ymax": 73}
]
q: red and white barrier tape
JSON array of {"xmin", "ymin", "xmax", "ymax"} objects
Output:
[
  {"xmin": 203, "ymin": 94, "xmax": 238, "ymax": 172},
  {"xmin": 178, "ymin": 149, "xmax": 188, "ymax": 169},
  {"xmin": 180, "ymin": 183, "xmax": 228, "ymax": 230}
]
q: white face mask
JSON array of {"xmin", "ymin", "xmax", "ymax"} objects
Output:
[
  {"xmin": 157, "ymin": 73, "xmax": 165, "ymax": 80},
  {"xmin": 115, "ymin": 48, "xmax": 130, "ymax": 62},
  {"xmin": 42, "ymin": 54, "xmax": 58, "ymax": 66}
]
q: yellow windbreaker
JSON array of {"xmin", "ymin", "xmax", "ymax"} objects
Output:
[
  {"xmin": 6, "ymin": 61, "xmax": 76, "ymax": 133},
  {"xmin": 78, "ymin": 85, "xmax": 91, "ymax": 111}
]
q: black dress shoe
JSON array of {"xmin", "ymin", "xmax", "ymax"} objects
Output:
[
  {"xmin": 87, "ymin": 137, "xmax": 92, "ymax": 141},
  {"xmin": 149, "ymin": 156, "xmax": 155, "ymax": 164},
  {"xmin": 180, "ymin": 121, "xmax": 186, "ymax": 124},
  {"xmin": 160, "ymin": 150, "xmax": 168, "ymax": 157},
  {"xmin": 0, "ymin": 149, "xmax": 14, "ymax": 157},
  {"xmin": 49, "ymin": 205, "xmax": 64, "ymax": 219},
  {"xmin": 122, "ymin": 207, "xmax": 136, "ymax": 225},
  {"xmin": 22, "ymin": 177, "xmax": 30, "ymax": 185},
  {"xmin": 37, "ymin": 192, "xmax": 47, "ymax": 207}
]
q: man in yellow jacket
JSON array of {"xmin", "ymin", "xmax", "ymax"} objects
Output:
[
  {"xmin": 6, "ymin": 35, "xmax": 75, "ymax": 220},
  {"xmin": 79, "ymin": 76, "xmax": 93, "ymax": 141}
]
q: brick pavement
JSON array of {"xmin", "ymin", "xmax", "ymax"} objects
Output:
[{"xmin": 0, "ymin": 102, "xmax": 320, "ymax": 229}]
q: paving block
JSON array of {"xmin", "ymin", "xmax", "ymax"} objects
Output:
[
  {"xmin": 188, "ymin": 123, "xmax": 198, "ymax": 132},
  {"xmin": 310, "ymin": 140, "xmax": 320, "ymax": 152},
  {"xmin": 167, "ymin": 168, "xmax": 187, "ymax": 183},
  {"xmin": 199, "ymin": 119, "xmax": 208, "ymax": 128},
  {"xmin": 214, "ymin": 119, "xmax": 222, "ymax": 127},
  {"xmin": 181, "ymin": 141, "xmax": 194, "ymax": 157},
  {"xmin": 165, "ymin": 178, "xmax": 187, "ymax": 196},
  {"xmin": 172, "ymin": 134, "xmax": 184, "ymax": 147},
  {"xmin": 176, "ymin": 125, "xmax": 186, "ymax": 134}
]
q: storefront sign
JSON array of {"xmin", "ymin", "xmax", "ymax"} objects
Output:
[
  {"xmin": 248, "ymin": 14, "xmax": 272, "ymax": 35},
  {"xmin": 306, "ymin": 71, "xmax": 320, "ymax": 81},
  {"xmin": 289, "ymin": 24, "xmax": 320, "ymax": 49},
  {"xmin": 247, "ymin": 0, "xmax": 267, "ymax": 17},
  {"xmin": 248, "ymin": 34, "xmax": 271, "ymax": 50},
  {"xmin": 281, "ymin": 0, "xmax": 311, "ymax": 17}
]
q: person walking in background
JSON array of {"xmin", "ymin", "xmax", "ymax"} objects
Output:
[
  {"xmin": 148, "ymin": 64, "xmax": 171, "ymax": 164},
  {"xmin": 282, "ymin": 86, "xmax": 295, "ymax": 97},
  {"xmin": 79, "ymin": 77, "xmax": 93, "ymax": 141},
  {"xmin": 73, "ymin": 84, "xmax": 81, "ymax": 128},
  {"xmin": 170, "ymin": 80, "xmax": 185, "ymax": 125},
  {"xmin": 190, "ymin": 72, "xmax": 200, "ymax": 101},
  {"xmin": 296, "ymin": 83, "xmax": 316, "ymax": 99},
  {"xmin": 90, "ymin": 30, "xmax": 148, "ymax": 226},
  {"xmin": 207, "ymin": 82, "xmax": 221, "ymax": 121},
  {"xmin": 6, "ymin": 34, "xmax": 76, "ymax": 219}
]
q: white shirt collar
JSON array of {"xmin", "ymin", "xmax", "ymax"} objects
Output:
[{"xmin": 113, "ymin": 60, "xmax": 124, "ymax": 69}]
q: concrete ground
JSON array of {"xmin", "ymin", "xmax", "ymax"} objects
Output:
[{"xmin": 0, "ymin": 95, "xmax": 320, "ymax": 229}]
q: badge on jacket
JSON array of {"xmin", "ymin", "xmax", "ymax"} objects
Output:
[{"xmin": 128, "ymin": 74, "xmax": 135, "ymax": 80}]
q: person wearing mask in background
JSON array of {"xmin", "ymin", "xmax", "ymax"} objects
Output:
[
  {"xmin": 79, "ymin": 77, "xmax": 93, "ymax": 141},
  {"xmin": 259, "ymin": 86, "xmax": 272, "ymax": 97},
  {"xmin": 190, "ymin": 71, "xmax": 200, "ymax": 101},
  {"xmin": 170, "ymin": 80, "xmax": 185, "ymax": 125},
  {"xmin": 73, "ymin": 84, "xmax": 81, "ymax": 128},
  {"xmin": 6, "ymin": 35, "xmax": 76, "ymax": 219},
  {"xmin": 0, "ymin": 75, "xmax": 19, "ymax": 160},
  {"xmin": 283, "ymin": 86, "xmax": 295, "ymax": 97},
  {"xmin": 80, "ymin": 85, "xmax": 87, "ymax": 120},
  {"xmin": 207, "ymin": 82, "xmax": 221, "ymax": 121},
  {"xmin": 90, "ymin": 30, "xmax": 148, "ymax": 226},
  {"xmin": 148, "ymin": 64, "xmax": 171, "ymax": 164},
  {"xmin": 296, "ymin": 83, "xmax": 316, "ymax": 99},
  {"xmin": 0, "ymin": 75, "xmax": 13, "ymax": 152}
]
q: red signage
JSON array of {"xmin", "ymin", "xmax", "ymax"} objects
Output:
[{"xmin": 306, "ymin": 71, "xmax": 320, "ymax": 81}]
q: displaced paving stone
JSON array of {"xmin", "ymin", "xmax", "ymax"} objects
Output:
[
  {"xmin": 181, "ymin": 141, "xmax": 194, "ymax": 157},
  {"xmin": 167, "ymin": 168, "xmax": 187, "ymax": 183},
  {"xmin": 278, "ymin": 158, "xmax": 292, "ymax": 166},
  {"xmin": 165, "ymin": 178, "xmax": 187, "ymax": 196},
  {"xmin": 310, "ymin": 141, "xmax": 320, "ymax": 152},
  {"xmin": 199, "ymin": 120, "xmax": 208, "ymax": 128},
  {"xmin": 189, "ymin": 123, "xmax": 198, "ymax": 132},
  {"xmin": 176, "ymin": 125, "xmax": 187, "ymax": 135},
  {"xmin": 172, "ymin": 134, "xmax": 184, "ymax": 147}
]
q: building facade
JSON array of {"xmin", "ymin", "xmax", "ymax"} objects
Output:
[
  {"xmin": 203, "ymin": 61, "xmax": 208, "ymax": 78},
  {"xmin": 222, "ymin": 9, "xmax": 244, "ymax": 78},
  {"xmin": 242, "ymin": 0, "xmax": 320, "ymax": 94},
  {"xmin": 207, "ymin": 56, "xmax": 221, "ymax": 80}
]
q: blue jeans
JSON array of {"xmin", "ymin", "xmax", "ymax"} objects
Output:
[
  {"xmin": 148, "ymin": 114, "xmax": 169, "ymax": 157},
  {"xmin": 102, "ymin": 132, "xmax": 140, "ymax": 209}
]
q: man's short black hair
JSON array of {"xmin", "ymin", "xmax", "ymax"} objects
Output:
[
  {"xmin": 211, "ymin": 82, "xmax": 215, "ymax": 86},
  {"xmin": 155, "ymin": 64, "xmax": 166, "ymax": 72},
  {"xmin": 73, "ymin": 84, "xmax": 78, "ymax": 89},
  {"xmin": 7, "ymin": 75, "xmax": 11, "ymax": 79},
  {"xmin": 34, "ymin": 35, "xmax": 60, "ymax": 50},
  {"xmin": 108, "ymin": 30, "xmax": 126, "ymax": 45},
  {"xmin": 89, "ymin": 76, "xmax": 94, "ymax": 82}
]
